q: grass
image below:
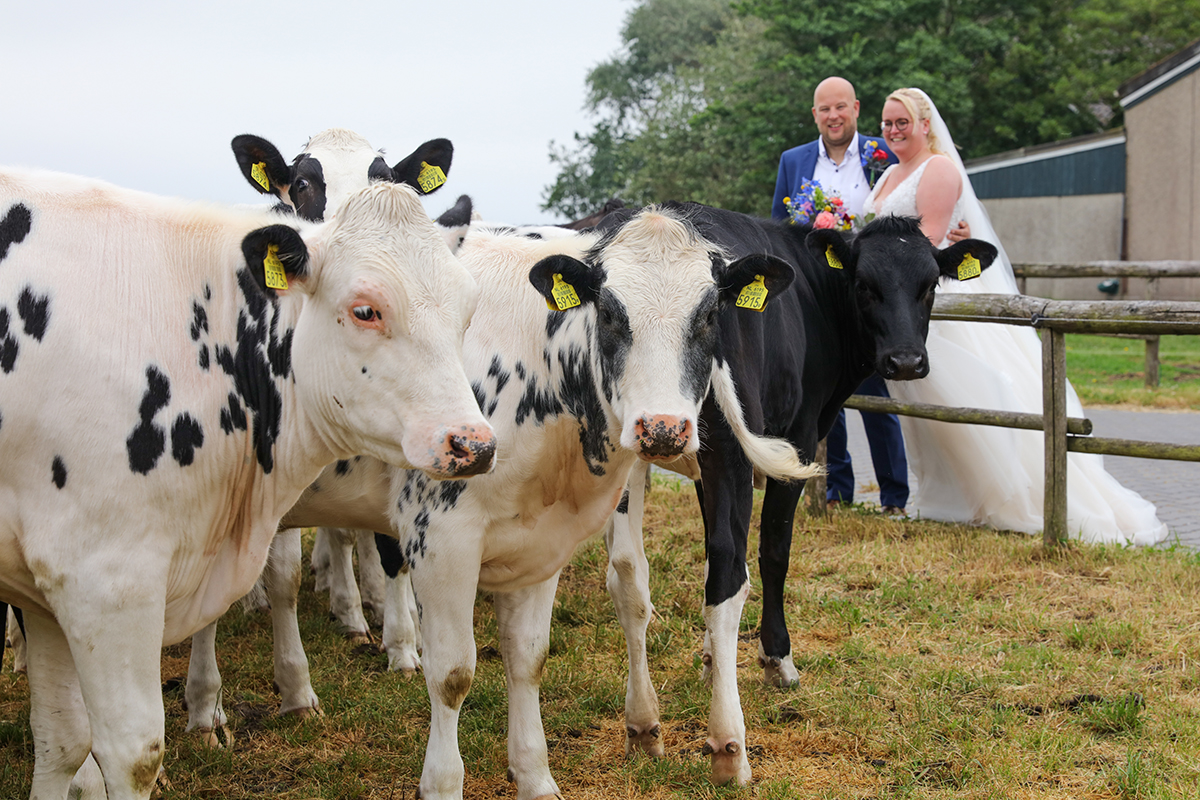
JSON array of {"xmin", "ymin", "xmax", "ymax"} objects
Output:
[
  {"xmin": 1066, "ymin": 333, "xmax": 1200, "ymax": 408},
  {"xmin": 3, "ymin": 477, "xmax": 1200, "ymax": 798}
]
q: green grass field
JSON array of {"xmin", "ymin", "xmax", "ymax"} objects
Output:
[
  {"xmin": 1066, "ymin": 334, "xmax": 1200, "ymax": 408},
  {"xmin": 3, "ymin": 480, "xmax": 1198, "ymax": 799}
]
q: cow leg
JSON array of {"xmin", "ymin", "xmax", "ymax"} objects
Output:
[
  {"xmin": 311, "ymin": 527, "xmax": 333, "ymax": 592},
  {"xmin": 757, "ymin": 479, "xmax": 805, "ymax": 687},
  {"xmin": 325, "ymin": 528, "xmax": 372, "ymax": 641},
  {"xmin": 378, "ymin": 533, "xmax": 421, "ymax": 674},
  {"xmin": 7, "ymin": 605, "xmax": 27, "ymax": 673},
  {"xmin": 267, "ymin": 528, "xmax": 320, "ymax": 717},
  {"xmin": 184, "ymin": 621, "xmax": 232, "ymax": 747},
  {"xmin": 494, "ymin": 576, "xmax": 562, "ymax": 800},
  {"xmin": 355, "ymin": 529, "xmax": 387, "ymax": 619},
  {"xmin": 698, "ymin": 424, "xmax": 755, "ymax": 786},
  {"xmin": 604, "ymin": 462, "xmax": 663, "ymax": 757},
  {"xmin": 25, "ymin": 611, "xmax": 92, "ymax": 799},
  {"xmin": 415, "ymin": 552, "xmax": 480, "ymax": 800}
]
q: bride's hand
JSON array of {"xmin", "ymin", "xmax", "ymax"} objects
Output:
[{"xmin": 946, "ymin": 221, "xmax": 972, "ymax": 243}]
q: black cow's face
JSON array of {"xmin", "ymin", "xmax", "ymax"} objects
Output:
[{"xmin": 809, "ymin": 218, "xmax": 997, "ymax": 380}]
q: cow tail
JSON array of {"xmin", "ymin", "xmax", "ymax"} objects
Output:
[{"xmin": 709, "ymin": 363, "xmax": 822, "ymax": 483}]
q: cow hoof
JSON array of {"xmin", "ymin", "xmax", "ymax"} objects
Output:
[
  {"xmin": 152, "ymin": 767, "xmax": 173, "ymax": 797},
  {"xmin": 346, "ymin": 630, "xmax": 375, "ymax": 647},
  {"xmin": 387, "ymin": 649, "xmax": 422, "ymax": 674},
  {"xmin": 197, "ymin": 725, "xmax": 234, "ymax": 749},
  {"xmin": 625, "ymin": 723, "xmax": 665, "ymax": 757},
  {"xmin": 704, "ymin": 738, "xmax": 751, "ymax": 785},
  {"xmin": 280, "ymin": 702, "xmax": 323, "ymax": 720},
  {"xmin": 758, "ymin": 648, "xmax": 799, "ymax": 688}
]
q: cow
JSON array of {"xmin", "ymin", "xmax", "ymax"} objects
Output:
[
  {"xmin": 0, "ymin": 168, "xmax": 494, "ymax": 800},
  {"xmin": 593, "ymin": 205, "xmax": 998, "ymax": 784},
  {"xmin": 179, "ymin": 130, "xmax": 460, "ymax": 745},
  {"xmin": 269, "ymin": 209, "xmax": 817, "ymax": 799}
]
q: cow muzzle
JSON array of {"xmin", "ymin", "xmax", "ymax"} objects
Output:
[
  {"xmin": 427, "ymin": 425, "xmax": 497, "ymax": 478},
  {"xmin": 878, "ymin": 351, "xmax": 929, "ymax": 381},
  {"xmin": 633, "ymin": 415, "xmax": 693, "ymax": 460}
]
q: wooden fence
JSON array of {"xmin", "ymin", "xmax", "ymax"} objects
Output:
[
  {"xmin": 822, "ymin": 293, "xmax": 1200, "ymax": 546},
  {"xmin": 1012, "ymin": 260, "xmax": 1200, "ymax": 387}
]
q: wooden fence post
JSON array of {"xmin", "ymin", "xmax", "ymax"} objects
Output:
[
  {"xmin": 1145, "ymin": 336, "xmax": 1160, "ymax": 388},
  {"xmin": 806, "ymin": 438, "xmax": 827, "ymax": 517},
  {"xmin": 1042, "ymin": 328, "xmax": 1068, "ymax": 545}
]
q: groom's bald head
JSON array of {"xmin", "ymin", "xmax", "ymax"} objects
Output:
[{"xmin": 812, "ymin": 77, "xmax": 860, "ymax": 150}]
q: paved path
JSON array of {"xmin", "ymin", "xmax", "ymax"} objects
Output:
[{"xmin": 842, "ymin": 407, "xmax": 1200, "ymax": 548}]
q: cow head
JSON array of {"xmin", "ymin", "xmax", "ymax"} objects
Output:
[
  {"xmin": 807, "ymin": 216, "xmax": 997, "ymax": 380},
  {"xmin": 529, "ymin": 208, "xmax": 792, "ymax": 462},
  {"xmin": 232, "ymin": 129, "xmax": 453, "ymax": 223},
  {"xmin": 241, "ymin": 182, "xmax": 494, "ymax": 478}
]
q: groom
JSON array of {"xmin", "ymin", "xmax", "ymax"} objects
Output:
[{"xmin": 771, "ymin": 76, "xmax": 909, "ymax": 514}]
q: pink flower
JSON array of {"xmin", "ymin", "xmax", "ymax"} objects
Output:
[{"xmin": 814, "ymin": 211, "xmax": 837, "ymax": 229}]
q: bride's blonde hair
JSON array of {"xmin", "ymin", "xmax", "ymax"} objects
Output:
[{"xmin": 886, "ymin": 88, "xmax": 946, "ymax": 156}]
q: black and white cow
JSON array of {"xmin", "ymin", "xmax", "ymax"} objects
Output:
[
  {"xmin": 179, "ymin": 130, "xmax": 460, "ymax": 745},
  {"xmin": 275, "ymin": 210, "xmax": 817, "ymax": 799},
  {"xmin": 597, "ymin": 205, "xmax": 997, "ymax": 784},
  {"xmin": 0, "ymin": 168, "xmax": 493, "ymax": 800}
]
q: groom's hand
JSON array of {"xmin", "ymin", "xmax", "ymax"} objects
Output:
[{"xmin": 946, "ymin": 220, "xmax": 972, "ymax": 243}]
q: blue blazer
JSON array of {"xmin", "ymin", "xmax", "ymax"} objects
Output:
[{"xmin": 771, "ymin": 133, "xmax": 896, "ymax": 221}]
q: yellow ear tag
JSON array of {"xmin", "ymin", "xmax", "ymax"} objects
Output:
[
  {"xmin": 250, "ymin": 161, "xmax": 270, "ymax": 192},
  {"xmin": 825, "ymin": 245, "xmax": 843, "ymax": 270},
  {"xmin": 958, "ymin": 253, "xmax": 982, "ymax": 281},
  {"xmin": 548, "ymin": 273, "xmax": 581, "ymax": 311},
  {"xmin": 417, "ymin": 161, "xmax": 447, "ymax": 193},
  {"xmin": 263, "ymin": 244, "xmax": 289, "ymax": 290},
  {"xmin": 735, "ymin": 274, "xmax": 768, "ymax": 312}
]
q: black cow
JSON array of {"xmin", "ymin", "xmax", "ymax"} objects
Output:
[{"xmin": 598, "ymin": 204, "xmax": 996, "ymax": 785}]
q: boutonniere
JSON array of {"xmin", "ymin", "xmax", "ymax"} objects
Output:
[{"xmin": 860, "ymin": 139, "xmax": 890, "ymax": 187}]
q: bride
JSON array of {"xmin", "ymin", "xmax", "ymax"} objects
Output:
[{"xmin": 864, "ymin": 87, "xmax": 1167, "ymax": 546}]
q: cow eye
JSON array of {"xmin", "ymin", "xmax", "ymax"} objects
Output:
[
  {"xmin": 295, "ymin": 179, "xmax": 310, "ymax": 192},
  {"xmin": 352, "ymin": 306, "xmax": 377, "ymax": 322}
]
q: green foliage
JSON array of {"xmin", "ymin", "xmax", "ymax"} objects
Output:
[{"xmin": 545, "ymin": 0, "xmax": 1200, "ymax": 218}]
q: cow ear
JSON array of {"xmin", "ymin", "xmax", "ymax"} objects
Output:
[
  {"xmin": 392, "ymin": 138, "xmax": 454, "ymax": 195},
  {"xmin": 718, "ymin": 253, "xmax": 794, "ymax": 310},
  {"xmin": 935, "ymin": 238, "xmax": 998, "ymax": 282},
  {"xmin": 231, "ymin": 135, "xmax": 291, "ymax": 198},
  {"xmin": 806, "ymin": 228, "xmax": 856, "ymax": 276},
  {"xmin": 528, "ymin": 254, "xmax": 603, "ymax": 312},
  {"xmin": 241, "ymin": 224, "xmax": 310, "ymax": 296},
  {"xmin": 436, "ymin": 195, "xmax": 473, "ymax": 254}
]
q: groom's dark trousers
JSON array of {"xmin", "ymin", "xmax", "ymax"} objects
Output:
[{"xmin": 825, "ymin": 374, "xmax": 909, "ymax": 508}]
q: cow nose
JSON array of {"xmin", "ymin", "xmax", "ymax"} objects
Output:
[
  {"xmin": 435, "ymin": 426, "xmax": 496, "ymax": 477},
  {"xmin": 882, "ymin": 352, "xmax": 929, "ymax": 380},
  {"xmin": 634, "ymin": 415, "xmax": 692, "ymax": 459}
]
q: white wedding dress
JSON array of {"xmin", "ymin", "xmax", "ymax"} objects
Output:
[{"xmin": 864, "ymin": 158, "xmax": 1168, "ymax": 545}]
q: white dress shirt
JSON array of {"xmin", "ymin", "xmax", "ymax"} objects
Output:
[{"xmin": 811, "ymin": 136, "xmax": 870, "ymax": 217}]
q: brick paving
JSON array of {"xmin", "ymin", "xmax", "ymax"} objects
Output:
[{"xmin": 843, "ymin": 407, "xmax": 1200, "ymax": 548}]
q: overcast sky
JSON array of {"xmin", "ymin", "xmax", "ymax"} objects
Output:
[{"xmin": 1, "ymin": 0, "xmax": 630, "ymax": 224}]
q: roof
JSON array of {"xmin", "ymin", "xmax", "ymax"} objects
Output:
[
  {"xmin": 963, "ymin": 130, "xmax": 1126, "ymax": 199},
  {"xmin": 1119, "ymin": 38, "xmax": 1200, "ymax": 109},
  {"xmin": 963, "ymin": 129, "xmax": 1125, "ymax": 174}
]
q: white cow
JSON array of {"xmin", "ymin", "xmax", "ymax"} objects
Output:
[
  {"xmin": 182, "ymin": 130, "xmax": 459, "ymax": 744},
  {"xmin": 0, "ymin": 168, "xmax": 494, "ymax": 800},
  {"xmin": 278, "ymin": 213, "xmax": 815, "ymax": 799}
]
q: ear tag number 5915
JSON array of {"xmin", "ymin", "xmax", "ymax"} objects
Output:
[
  {"xmin": 549, "ymin": 273, "xmax": 581, "ymax": 311},
  {"xmin": 736, "ymin": 274, "xmax": 768, "ymax": 311}
]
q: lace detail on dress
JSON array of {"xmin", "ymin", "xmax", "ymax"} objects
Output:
[{"xmin": 863, "ymin": 158, "xmax": 964, "ymax": 248}]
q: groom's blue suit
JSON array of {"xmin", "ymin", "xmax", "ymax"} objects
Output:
[{"xmin": 771, "ymin": 133, "xmax": 909, "ymax": 510}]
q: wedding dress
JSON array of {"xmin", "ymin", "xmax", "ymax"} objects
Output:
[{"xmin": 863, "ymin": 111, "xmax": 1167, "ymax": 545}]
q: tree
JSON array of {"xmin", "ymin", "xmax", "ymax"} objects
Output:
[{"xmin": 544, "ymin": 0, "xmax": 1200, "ymax": 219}]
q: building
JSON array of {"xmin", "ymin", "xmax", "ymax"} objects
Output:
[{"xmin": 963, "ymin": 38, "xmax": 1200, "ymax": 300}]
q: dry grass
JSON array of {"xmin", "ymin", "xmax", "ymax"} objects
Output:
[{"xmin": 2, "ymin": 476, "xmax": 1200, "ymax": 798}]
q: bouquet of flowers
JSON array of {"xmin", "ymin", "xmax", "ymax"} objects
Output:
[
  {"xmin": 860, "ymin": 139, "xmax": 890, "ymax": 187},
  {"xmin": 783, "ymin": 180, "xmax": 854, "ymax": 230}
]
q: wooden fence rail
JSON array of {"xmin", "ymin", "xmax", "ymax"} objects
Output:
[
  {"xmin": 1011, "ymin": 260, "xmax": 1200, "ymax": 387},
  {"xmin": 831, "ymin": 293, "xmax": 1200, "ymax": 546}
]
